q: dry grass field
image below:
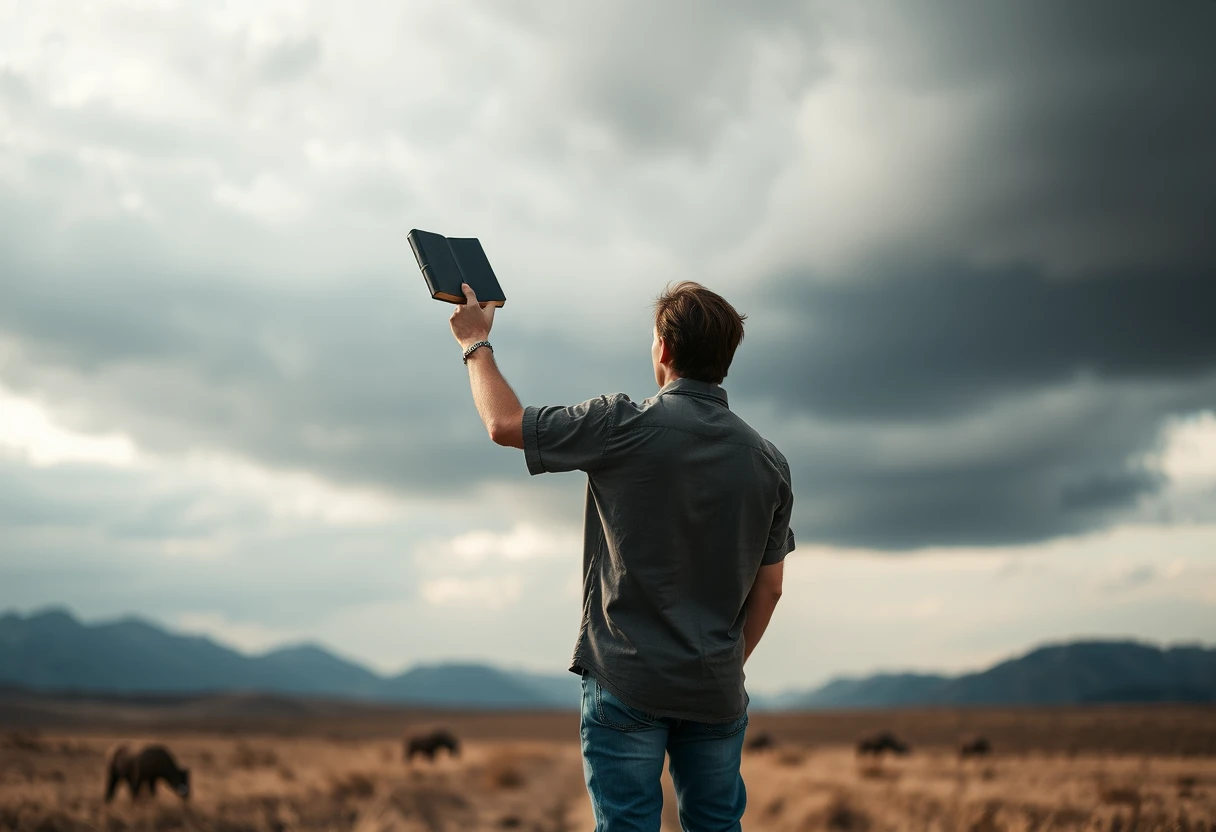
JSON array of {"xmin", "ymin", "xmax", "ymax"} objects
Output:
[{"xmin": 1, "ymin": 699, "xmax": 1214, "ymax": 831}]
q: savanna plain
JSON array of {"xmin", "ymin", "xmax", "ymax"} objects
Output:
[{"xmin": 1, "ymin": 693, "xmax": 1214, "ymax": 832}]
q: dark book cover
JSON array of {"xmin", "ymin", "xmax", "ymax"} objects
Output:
[{"xmin": 408, "ymin": 229, "xmax": 506, "ymax": 307}]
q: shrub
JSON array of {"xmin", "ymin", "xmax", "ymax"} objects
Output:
[
  {"xmin": 820, "ymin": 795, "xmax": 871, "ymax": 832},
  {"xmin": 329, "ymin": 772, "xmax": 376, "ymax": 801},
  {"xmin": 230, "ymin": 743, "xmax": 279, "ymax": 769},
  {"xmin": 1099, "ymin": 786, "xmax": 1142, "ymax": 808},
  {"xmin": 151, "ymin": 806, "xmax": 187, "ymax": 831},
  {"xmin": 1, "ymin": 732, "xmax": 46, "ymax": 752},
  {"xmin": 484, "ymin": 755, "xmax": 525, "ymax": 790},
  {"xmin": 775, "ymin": 749, "xmax": 805, "ymax": 767}
]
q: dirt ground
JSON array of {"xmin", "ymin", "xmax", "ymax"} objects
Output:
[{"xmin": 1, "ymin": 706, "xmax": 1214, "ymax": 831}]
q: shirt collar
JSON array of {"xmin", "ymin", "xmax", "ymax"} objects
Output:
[{"xmin": 657, "ymin": 378, "xmax": 730, "ymax": 407}]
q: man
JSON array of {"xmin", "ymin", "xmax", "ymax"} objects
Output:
[{"xmin": 449, "ymin": 280, "xmax": 793, "ymax": 831}]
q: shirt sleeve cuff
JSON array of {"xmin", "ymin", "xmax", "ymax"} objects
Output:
[
  {"xmin": 761, "ymin": 531, "xmax": 795, "ymax": 565},
  {"xmin": 522, "ymin": 405, "xmax": 544, "ymax": 476}
]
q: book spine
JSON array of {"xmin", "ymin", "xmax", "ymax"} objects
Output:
[
  {"xmin": 420, "ymin": 266, "xmax": 441, "ymax": 298},
  {"xmin": 408, "ymin": 234, "xmax": 442, "ymax": 298},
  {"xmin": 408, "ymin": 233, "xmax": 426, "ymax": 269}
]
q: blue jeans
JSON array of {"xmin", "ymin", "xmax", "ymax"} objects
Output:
[{"xmin": 579, "ymin": 674, "xmax": 748, "ymax": 832}]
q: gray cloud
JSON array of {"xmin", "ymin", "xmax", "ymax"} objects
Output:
[
  {"xmin": 0, "ymin": 455, "xmax": 423, "ymax": 622},
  {"xmin": 732, "ymin": 263, "xmax": 1215, "ymax": 546},
  {"xmin": 0, "ymin": 0, "xmax": 1213, "ymax": 557},
  {"xmin": 737, "ymin": 263, "xmax": 1215, "ymax": 421},
  {"xmin": 744, "ymin": 378, "xmax": 1204, "ymax": 549},
  {"xmin": 3, "ymin": 0, "xmax": 1216, "ymax": 685},
  {"xmin": 256, "ymin": 35, "xmax": 323, "ymax": 85},
  {"xmin": 932, "ymin": 2, "xmax": 1216, "ymax": 273},
  {"xmin": 0, "ymin": 268, "xmax": 528, "ymax": 493},
  {"xmin": 481, "ymin": 1, "xmax": 824, "ymax": 155}
]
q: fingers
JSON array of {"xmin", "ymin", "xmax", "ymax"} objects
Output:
[
  {"xmin": 483, "ymin": 304, "xmax": 496, "ymax": 327},
  {"xmin": 461, "ymin": 283, "xmax": 479, "ymax": 306}
]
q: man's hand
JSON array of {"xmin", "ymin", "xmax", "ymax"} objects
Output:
[{"xmin": 449, "ymin": 283, "xmax": 495, "ymax": 349}]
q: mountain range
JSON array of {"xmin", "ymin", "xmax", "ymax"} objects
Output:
[
  {"xmin": 2, "ymin": 608, "xmax": 1213, "ymax": 709},
  {"xmin": 774, "ymin": 640, "xmax": 1216, "ymax": 708},
  {"xmin": 0, "ymin": 609, "xmax": 580, "ymax": 708}
]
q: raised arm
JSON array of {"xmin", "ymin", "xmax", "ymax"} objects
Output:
[{"xmin": 450, "ymin": 283, "xmax": 524, "ymax": 448}]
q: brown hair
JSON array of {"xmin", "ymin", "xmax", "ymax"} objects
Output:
[{"xmin": 653, "ymin": 282, "xmax": 746, "ymax": 384}]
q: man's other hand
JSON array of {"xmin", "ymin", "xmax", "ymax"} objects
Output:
[{"xmin": 449, "ymin": 283, "xmax": 495, "ymax": 349}]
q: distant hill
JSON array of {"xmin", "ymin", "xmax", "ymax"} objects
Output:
[
  {"xmin": 381, "ymin": 664, "xmax": 574, "ymax": 708},
  {"xmin": 3, "ymin": 609, "xmax": 1213, "ymax": 709},
  {"xmin": 774, "ymin": 673, "xmax": 952, "ymax": 709},
  {"xmin": 783, "ymin": 641, "xmax": 1216, "ymax": 709},
  {"xmin": 0, "ymin": 608, "xmax": 579, "ymax": 708}
]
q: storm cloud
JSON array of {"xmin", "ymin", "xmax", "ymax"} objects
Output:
[
  {"xmin": 2, "ymin": 0, "xmax": 1214, "ymax": 548},
  {"xmin": 1, "ymin": 0, "xmax": 1214, "ymax": 681}
]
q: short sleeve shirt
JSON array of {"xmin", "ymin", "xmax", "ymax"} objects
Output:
[{"xmin": 522, "ymin": 378, "xmax": 795, "ymax": 722}]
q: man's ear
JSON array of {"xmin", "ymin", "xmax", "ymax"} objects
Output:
[{"xmin": 658, "ymin": 337, "xmax": 673, "ymax": 367}]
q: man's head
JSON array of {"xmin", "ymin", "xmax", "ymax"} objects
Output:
[{"xmin": 652, "ymin": 282, "xmax": 746, "ymax": 387}]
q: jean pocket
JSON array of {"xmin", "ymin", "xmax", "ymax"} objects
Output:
[
  {"xmin": 593, "ymin": 679, "xmax": 653, "ymax": 732},
  {"xmin": 703, "ymin": 711, "xmax": 749, "ymax": 739}
]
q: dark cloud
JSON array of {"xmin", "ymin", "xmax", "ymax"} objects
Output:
[
  {"xmin": 0, "ymin": 269, "xmax": 529, "ymax": 493},
  {"xmin": 737, "ymin": 263, "xmax": 1216, "ymax": 421},
  {"xmin": 712, "ymin": 0, "xmax": 1216, "ymax": 549},
  {"xmin": 0, "ymin": 461, "xmax": 221, "ymax": 536},
  {"xmin": 728, "ymin": 261, "xmax": 1214, "ymax": 548},
  {"xmin": 0, "ymin": 457, "xmax": 423, "ymax": 623},
  {"xmin": 781, "ymin": 435, "xmax": 1174, "ymax": 550},
  {"xmin": 3, "ymin": 247, "xmax": 1211, "ymax": 552},
  {"xmin": 482, "ymin": 1, "xmax": 1216, "ymax": 272},
  {"xmin": 1, "ymin": 0, "xmax": 1213, "ymax": 557},
  {"xmin": 0, "ymin": 217, "xmax": 648, "ymax": 504},
  {"xmin": 7, "ymin": 1, "xmax": 1216, "ymax": 688},
  {"xmin": 923, "ymin": 2, "xmax": 1216, "ymax": 272}
]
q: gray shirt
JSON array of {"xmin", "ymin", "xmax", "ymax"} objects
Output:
[{"xmin": 522, "ymin": 378, "xmax": 795, "ymax": 722}]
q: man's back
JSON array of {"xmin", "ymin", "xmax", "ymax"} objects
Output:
[
  {"xmin": 524, "ymin": 377, "xmax": 795, "ymax": 721},
  {"xmin": 452, "ymin": 279, "xmax": 791, "ymax": 831}
]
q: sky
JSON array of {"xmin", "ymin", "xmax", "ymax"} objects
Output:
[{"xmin": 1, "ymin": 1, "xmax": 1214, "ymax": 693}]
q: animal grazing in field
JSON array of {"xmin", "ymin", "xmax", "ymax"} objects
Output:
[
  {"xmin": 856, "ymin": 731, "xmax": 910, "ymax": 756},
  {"xmin": 959, "ymin": 735, "xmax": 992, "ymax": 758},
  {"xmin": 745, "ymin": 732, "xmax": 775, "ymax": 752},
  {"xmin": 404, "ymin": 728, "xmax": 461, "ymax": 762},
  {"xmin": 105, "ymin": 743, "xmax": 190, "ymax": 802}
]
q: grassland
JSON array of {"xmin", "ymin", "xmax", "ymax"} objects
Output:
[{"xmin": 0, "ymin": 697, "xmax": 1213, "ymax": 831}]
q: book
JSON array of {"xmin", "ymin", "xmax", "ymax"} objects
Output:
[{"xmin": 408, "ymin": 229, "xmax": 506, "ymax": 307}]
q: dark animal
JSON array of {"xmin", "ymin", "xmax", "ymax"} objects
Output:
[
  {"xmin": 856, "ymin": 731, "xmax": 910, "ymax": 756},
  {"xmin": 959, "ymin": 735, "xmax": 992, "ymax": 758},
  {"xmin": 105, "ymin": 743, "xmax": 190, "ymax": 802},
  {"xmin": 404, "ymin": 729, "xmax": 461, "ymax": 762},
  {"xmin": 745, "ymin": 732, "xmax": 775, "ymax": 752}
]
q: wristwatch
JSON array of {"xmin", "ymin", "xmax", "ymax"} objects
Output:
[{"xmin": 462, "ymin": 340, "xmax": 493, "ymax": 364}]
